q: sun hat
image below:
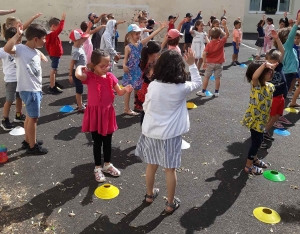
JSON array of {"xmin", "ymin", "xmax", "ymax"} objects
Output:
[
  {"xmin": 69, "ymin": 29, "xmax": 90, "ymax": 41},
  {"xmin": 127, "ymin": 24, "xmax": 142, "ymax": 33}
]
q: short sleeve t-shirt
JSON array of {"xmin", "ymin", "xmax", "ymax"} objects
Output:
[
  {"xmin": 140, "ymin": 28, "xmax": 149, "ymax": 40},
  {"xmin": 233, "ymin": 28, "xmax": 242, "ymax": 43},
  {"xmin": 168, "ymin": 23, "xmax": 175, "ymax": 32},
  {"xmin": 204, "ymin": 37, "xmax": 227, "ymax": 64},
  {"xmin": 0, "ymin": 48, "xmax": 17, "ymax": 82},
  {"xmin": 15, "ymin": 44, "xmax": 42, "ymax": 92},
  {"xmin": 71, "ymin": 46, "xmax": 87, "ymax": 69}
]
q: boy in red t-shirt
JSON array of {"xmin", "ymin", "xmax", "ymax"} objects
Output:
[
  {"xmin": 46, "ymin": 12, "xmax": 66, "ymax": 94},
  {"xmin": 168, "ymin": 14, "xmax": 179, "ymax": 31},
  {"xmin": 196, "ymin": 19, "xmax": 229, "ymax": 97}
]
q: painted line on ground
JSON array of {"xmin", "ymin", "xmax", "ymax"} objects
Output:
[{"xmin": 241, "ymin": 43, "xmax": 257, "ymax": 50}]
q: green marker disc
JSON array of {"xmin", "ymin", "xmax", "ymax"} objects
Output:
[{"xmin": 263, "ymin": 170, "xmax": 286, "ymax": 182}]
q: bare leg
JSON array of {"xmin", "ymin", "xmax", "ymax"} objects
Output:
[
  {"xmin": 265, "ymin": 115, "xmax": 280, "ymax": 132},
  {"xmin": 290, "ymin": 86, "xmax": 300, "ymax": 106},
  {"xmin": 289, "ymin": 78, "xmax": 297, "ymax": 93},
  {"xmin": 198, "ymin": 58, "xmax": 203, "ymax": 71},
  {"xmin": 145, "ymin": 164, "xmax": 159, "ymax": 202},
  {"xmin": 50, "ymin": 69, "xmax": 56, "ymax": 88},
  {"xmin": 124, "ymin": 92, "xmax": 131, "ymax": 111},
  {"xmin": 24, "ymin": 115, "xmax": 29, "ymax": 143},
  {"xmin": 165, "ymin": 168, "xmax": 177, "ymax": 207},
  {"xmin": 215, "ymin": 77, "xmax": 221, "ymax": 91},
  {"xmin": 15, "ymin": 97, "xmax": 22, "ymax": 113},
  {"xmin": 3, "ymin": 101, "xmax": 12, "ymax": 118},
  {"xmin": 26, "ymin": 117, "xmax": 37, "ymax": 148},
  {"xmin": 202, "ymin": 76, "xmax": 209, "ymax": 90}
]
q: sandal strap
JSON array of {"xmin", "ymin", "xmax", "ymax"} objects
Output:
[
  {"xmin": 145, "ymin": 188, "xmax": 159, "ymax": 200},
  {"xmin": 165, "ymin": 197, "xmax": 181, "ymax": 209}
]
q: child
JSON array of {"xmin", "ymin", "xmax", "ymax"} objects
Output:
[
  {"xmin": 168, "ymin": 14, "xmax": 179, "ymax": 31},
  {"xmin": 164, "ymin": 29, "xmax": 183, "ymax": 53},
  {"xmin": 115, "ymin": 29, "xmax": 119, "ymax": 50},
  {"xmin": 4, "ymin": 24, "xmax": 48, "ymax": 154},
  {"xmin": 134, "ymin": 10, "xmax": 149, "ymax": 22},
  {"xmin": 0, "ymin": 9, "xmax": 16, "ymax": 15},
  {"xmin": 135, "ymin": 41, "xmax": 161, "ymax": 123},
  {"xmin": 46, "ymin": 12, "xmax": 66, "ymax": 94},
  {"xmin": 255, "ymin": 15, "xmax": 265, "ymax": 59},
  {"xmin": 196, "ymin": 19, "xmax": 229, "ymax": 97},
  {"xmin": 264, "ymin": 17, "xmax": 274, "ymax": 53},
  {"xmin": 146, "ymin": 19, "xmax": 155, "ymax": 35},
  {"xmin": 100, "ymin": 20, "xmax": 120, "ymax": 71},
  {"xmin": 122, "ymin": 22, "xmax": 167, "ymax": 115},
  {"xmin": 263, "ymin": 30, "xmax": 289, "ymax": 143},
  {"xmin": 279, "ymin": 12, "xmax": 289, "ymax": 29},
  {"xmin": 92, "ymin": 16, "xmax": 108, "ymax": 50},
  {"xmin": 2, "ymin": 13, "xmax": 42, "ymax": 39},
  {"xmin": 208, "ymin": 19, "xmax": 226, "ymax": 39},
  {"xmin": 0, "ymin": 27, "xmax": 26, "ymax": 131},
  {"xmin": 138, "ymin": 17, "xmax": 153, "ymax": 40},
  {"xmin": 69, "ymin": 29, "xmax": 89, "ymax": 113},
  {"xmin": 190, "ymin": 20, "xmax": 209, "ymax": 71},
  {"xmin": 135, "ymin": 48, "xmax": 202, "ymax": 214},
  {"xmin": 75, "ymin": 49, "xmax": 133, "ymax": 182},
  {"xmin": 232, "ymin": 20, "xmax": 242, "ymax": 66},
  {"xmin": 180, "ymin": 11, "xmax": 202, "ymax": 52},
  {"xmin": 242, "ymin": 62, "xmax": 276, "ymax": 174},
  {"xmin": 80, "ymin": 21, "xmax": 106, "ymax": 63}
]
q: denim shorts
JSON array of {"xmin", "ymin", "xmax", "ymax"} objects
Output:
[
  {"xmin": 50, "ymin": 56, "xmax": 60, "ymax": 69},
  {"xmin": 72, "ymin": 69, "xmax": 83, "ymax": 94},
  {"xmin": 5, "ymin": 82, "xmax": 20, "ymax": 102},
  {"xmin": 19, "ymin": 91, "xmax": 43, "ymax": 118},
  {"xmin": 232, "ymin": 42, "xmax": 240, "ymax": 54}
]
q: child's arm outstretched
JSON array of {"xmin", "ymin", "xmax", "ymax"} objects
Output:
[
  {"xmin": 86, "ymin": 21, "xmax": 105, "ymax": 35},
  {"xmin": 4, "ymin": 24, "xmax": 22, "ymax": 54},
  {"xmin": 271, "ymin": 30, "xmax": 284, "ymax": 62},
  {"xmin": 141, "ymin": 21, "xmax": 168, "ymax": 46},
  {"xmin": 114, "ymin": 83, "xmax": 133, "ymax": 96},
  {"xmin": 252, "ymin": 62, "xmax": 277, "ymax": 86},
  {"xmin": 173, "ymin": 14, "xmax": 179, "ymax": 23},
  {"xmin": 93, "ymin": 13, "xmax": 107, "ymax": 24},
  {"xmin": 75, "ymin": 65, "xmax": 88, "ymax": 81},
  {"xmin": 23, "ymin": 13, "xmax": 42, "ymax": 30},
  {"xmin": 0, "ymin": 9, "xmax": 16, "ymax": 15},
  {"xmin": 184, "ymin": 48, "xmax": 202, "ymax": 93},
  {"xmin": 177, "ymin": 18, "xmax": 186, "ymax": 31}
]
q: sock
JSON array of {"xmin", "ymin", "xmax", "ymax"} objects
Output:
[
  {"xmin": 202, "ymin": 89, "xmax": 206, "ymax": 93},
  {"xmin": 215, "ymin": 90, "xmax": 219, "ymax": 93}
]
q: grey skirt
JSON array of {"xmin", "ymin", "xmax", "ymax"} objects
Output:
[
  {"xmin": 255, "ymin": 37, "xmax": 264, "ymax": 47},
  {"xmin": 135, "ymin": 134, "xmax": 182, "ymax": 168}
]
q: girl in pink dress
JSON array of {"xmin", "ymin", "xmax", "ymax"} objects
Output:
[{"xmin": 75, "ymin": 49, "xmax": 133, "ymax": 182}]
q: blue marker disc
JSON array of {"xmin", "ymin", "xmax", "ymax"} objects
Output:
[
  {"xmin": 205, "ymin": 90, "xmax": 213, "ymax": 97},
  {"xmin": 274, "ymin": 129, "xmax": 290, "ymax": 136},
  {"xmin": 240, "ymin": 64, "xmax": 248, "ymax": 68},
  {"xmin": 210, "ymin": 75, "xmax": 215, "ymax": 81},
  {"xmin": 60, "ymin": 105, "xmax": 74, "ymax": 113}
]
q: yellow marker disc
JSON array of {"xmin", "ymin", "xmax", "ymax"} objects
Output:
[
  {"xmin": 94, "ymin": 184, "xmax": 120, "ymax": 200},
  {"xmin": 187, "ymin": 102, "xmax": 197, "ymax": 109},
  {"xmin": 253, "ymin": 207, "xmax": 281, "ymax": 224},
  {"xmin": 284, "ymin": 107, "xmax": 299, "ymax": 114}
]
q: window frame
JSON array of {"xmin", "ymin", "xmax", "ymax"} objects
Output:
[{"xmin": 248, "ymin": 0, "xmax": 291, "ymax": 14}]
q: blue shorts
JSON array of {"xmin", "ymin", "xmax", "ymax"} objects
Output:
[
  {"xmin": 50, "ymin": 56, "xmax": 60, "ymax": 70},
  {"xmin": 232, "ymin": 42, "xmax": 240, "ymax": 54},
  {"xmin": 19, "ymin": 91, "xmax": 43, "ymax": 118},
  {"xmin": 72, "ymin": 69, "xmax": 83, "ymax": 94}
]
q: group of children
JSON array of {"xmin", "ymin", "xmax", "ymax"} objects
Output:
[{"xmin": 1, "ymin": 7, "xmax": 300, "ymax": 215}]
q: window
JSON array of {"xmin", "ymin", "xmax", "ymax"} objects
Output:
[{"xmin": 249, "ymin": 0, "xmax": 290, "ymax": 12}]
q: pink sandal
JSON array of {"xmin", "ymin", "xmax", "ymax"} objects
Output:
[{"xmin": 102, "ymin": 163, "xmax": 121, "ymax": 177}]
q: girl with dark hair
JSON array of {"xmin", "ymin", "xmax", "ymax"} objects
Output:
[
  {"xmin": 255, "ymin": 14, "xmax": 265, "ymax": 59},
  {"xmin": 135, "ymin": 48, "xmax": 202, "ymax": 215},
  {"xmin": 242, "ymin": 62, "xmax": 276, "ymax": 175},
  {"xmin": 134, "ymin": 41, "xmax": 161, "ymax": 123},
  {"xmin": 264, "ymin": 17, "xmax": 274, "ymax": 53}
]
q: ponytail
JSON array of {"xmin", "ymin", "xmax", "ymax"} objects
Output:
[
  {"xmin": 139, "ymin": 41, "xmax": 161, "ymax": 71},
  {"xmin": 2, "ymin": 23, "xmax": 7, "ymax": 39},
  {"xmin": 124, "ymin": 32, "xmax": 131, "ymax": 47}
]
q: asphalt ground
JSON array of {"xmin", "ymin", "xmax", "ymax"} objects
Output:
[{"xmin": 0, "ymin": 40, "xmax": 300, "ymax": 234}]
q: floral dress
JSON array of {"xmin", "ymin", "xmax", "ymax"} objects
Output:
[
  {"xmin": 122, "ymin": 42, "xmax": 143, "ymax": 90},
  {"xmin": 241, "ymin": 82, "xmax": 275, "ymax": 133}
]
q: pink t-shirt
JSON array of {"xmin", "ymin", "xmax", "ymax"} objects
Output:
[
  {"xmin": 168, "ymin": 45, "xmax": 181, "ymax": 54},
  {"xmin": 81, "ymin": 71, "xmax": 118, "ymax": 135},
  {"xmin": 264, "ymin": 24, "xmax": 275, "ymax": 38},
  {"xmin": 83, "ymin": 38, "xmax": 93, "ymax": 64},
  {"xmin": 233, "ymin": 28, "xmax": 242, "ymax": 43}
]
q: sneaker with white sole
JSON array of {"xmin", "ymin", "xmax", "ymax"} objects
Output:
[
  {"xmin": 196, "ymin": 91, "xmax": 206, "ymax": 97},
  {"xmin": 260, "ymin": 142, "xmax": 268, "ymax": 149},
  {"xmin": 214, "ymin": 92, "xmax": 219, "ymax": 97},
  {"xmin": 273, "ymin": 121, "xmax": 285, "ymax": 129},
  {"xmin": 102, "ymin": 163, "xmax": 121, "ymax": 177},
  {"xmin": 1, "ymin": 118, "xmax": 14, "ymax": 131},
  {"xmin": 277, "ymin": 116, "xmax": 292, "ymax": 125},
  {"xmin": 94, "ymin": 168, "xmax": 106, "ymax": 182}
]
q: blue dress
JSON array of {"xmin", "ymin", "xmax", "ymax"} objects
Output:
[{"xmin": 122, "ymin": 43, "xmax": 143, "ymax": 90}]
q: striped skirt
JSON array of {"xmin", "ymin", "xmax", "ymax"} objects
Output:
[{"xmin": 135, "ymin": 134, "xmax": 182, "ymax": 168}]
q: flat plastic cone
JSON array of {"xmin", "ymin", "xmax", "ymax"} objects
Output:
[
  {"xmin": 274, "ymin": 129, "xmax": 290, "ymax": 136},
  {"xmin": 253, "ymin": 207, "xmax": 281, "ymax": 224},
  {"xmin": 210, "ymin": 75, "xmax": 215, "ymax": 81},
  {"xmin": 240, "ymin": 64, "xmax": 247, "ymax": 68},
  {"xmin": 263, "ymin": 170, "xmax": 286, "ymax": 182},
  {"xmin": 181, "ymin": 139, "xmax": 190, "ymax": 149},
  {"xmin": 9, "ymin": 126, "xmax": 25, "ymax": 136},
  {"xmin": 60, "ymin": 105, "xmax": 74, "ymax": 113},
  {"xmin": 205, "ymin": 91, "xmax": 213, "ymax": 97},
  {"xmin": 94, "ymin": 184, "xmax": 119, "ymax": 200},
  {"xmin": 186, "ymin": 102, "xmax": 197, "ymax": 109},
  {"xmin": 0, "ymin": 145, "xmax": 8, "ymax": 164},
  {"xmin": 248, "ymin": 57, "xmax": 254, "ymax": 61},
  {"xmin": 284, "ymin": 107, "xmax": 299, "ymax": 114}
]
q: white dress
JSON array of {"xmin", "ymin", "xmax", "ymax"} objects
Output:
[{"xmin": 191, "ymin": 30, "xmax": 206, "ymax": 59}]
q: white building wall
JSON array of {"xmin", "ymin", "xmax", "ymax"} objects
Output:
[{"xmin": 0, "ymin": 0, "xmax": 245, "ymax": 41}]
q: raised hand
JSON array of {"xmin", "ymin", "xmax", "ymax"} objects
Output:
[{"xmin": 184, "ymin": 48, "xmax": 196, "ymax": 66}]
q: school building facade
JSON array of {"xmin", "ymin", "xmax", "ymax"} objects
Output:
[{"xmin": 0, "ymin": 0, "xmax": 300, "ymax": 41}]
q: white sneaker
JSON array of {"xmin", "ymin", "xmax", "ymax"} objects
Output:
[
  {"xmin": 94, "ymin": 168, "xmax": 106, "ymax": 182},
  {"xmin": 287, "ymin": 92, "xmax": 293, "ymax": 99},
  {"xmin": 214, "ymin": 92, "xmax": 219, "ymax": 97},
  {"xmin": 196, "ymin": 91, "xmax": 206, "ymax": 97}
]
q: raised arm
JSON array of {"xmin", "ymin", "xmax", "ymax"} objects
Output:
[
  {"xmin": 23, "ymin": 13, "xmax": 42, "ymax": 30},
  {"xmin": 184, "ymin": 48, "xmax": 202, "ymax": 93},
  {"xmin": 141, "ymin": 21, "xmax": 168, "ymax": 46},
  {"xmin": 173, "ymin": 14, "xmax": 179, "ymax": 23},
  {"xmin": 4, "ymin": 24, "xmax": 22, "ymax": 54},
  {"xmin": 0, "ymin": 9, "xmax": 16, "ymax": 15},
  {"xmin": 252, "ymin": 62, "xmax": 277, "ymax": 86},
  {"xmin": 221, "ymin": 19, "xmax": 229, "ymax": 38},
  {"xmin": 94, "ymin": 13, "xmax": 107, "ymax": 24}
]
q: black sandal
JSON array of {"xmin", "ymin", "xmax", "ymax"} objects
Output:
[
  {"xmin": 163, "ymin": 197, "xmax": 181, "ymax": 215},
  {"xmin": 144, "ymin": 188, "xmax": 159, "ymax": 203}
]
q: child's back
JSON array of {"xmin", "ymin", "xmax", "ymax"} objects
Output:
[{"xmin": 46, "ymin": 17, "xmax": 65, "ymax": 57}]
